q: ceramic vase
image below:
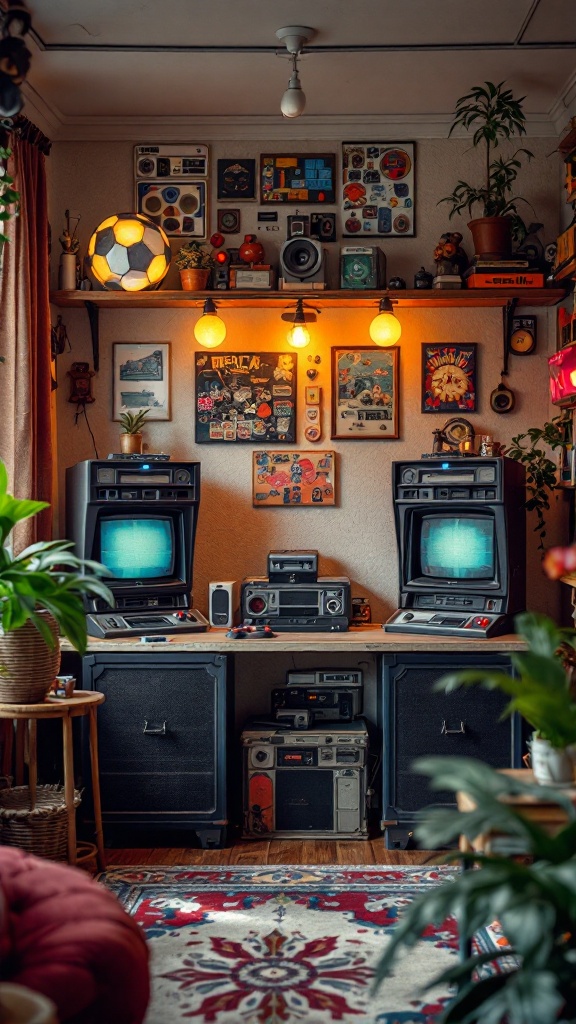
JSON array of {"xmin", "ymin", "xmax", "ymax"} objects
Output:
[
  {"xmin": 59, "ymin": 253, "xmax": 77, "ymax": 291},
  {"xmin": 467, "ymin": 216, "xmax": 513, "ymax": 261},
  {"xmin": 529, "ymin": 734, "xmax": 576, "ymax": 787}
]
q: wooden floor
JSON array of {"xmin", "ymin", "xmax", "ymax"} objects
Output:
[{"xmin": 104, "ymin": 840, "xmax": 441, "ymax": 867}]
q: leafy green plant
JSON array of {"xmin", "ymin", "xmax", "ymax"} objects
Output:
[
  {"xmin": 175, "ymin": 241, "xmax": 214, "ymax": 271},
  {"xmin": 374, "ymin": 757, "xmax": 576, "ymax": 1024},
  {"xmin": 0, "ymin": 145, "xmax": 19, "ymax": 247},
  {"xmin": 440, "ymin": 81, "xmax": 534, "ymax": 242},
  {"xmin": 437, "ymin": 612, "xmax": 576, "ymax": 749},
  {"xmin": 506, "ymin": 413, "xmax": 571, "ymax": 547},
  {"xmin": 0, "ymin": 463, "xmax": 112, "ymax": 653},
  {"xmin": 119, "ymin": 409, "xmax": 149, "ymax": 434}
]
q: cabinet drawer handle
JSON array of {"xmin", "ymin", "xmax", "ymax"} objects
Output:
[
  {"xmin": 441, "ymin": 720, "xmax": 466, "ymax": 735},
  {"xmin": 143, "ymin": 720, "xmax": 167, "ymax": 735}
]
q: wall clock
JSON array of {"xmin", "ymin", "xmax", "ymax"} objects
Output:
[{"xmin": 509, "ymin": 316, "xmax": 537, "ymax": 355}]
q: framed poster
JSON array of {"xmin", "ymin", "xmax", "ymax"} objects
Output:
[
  {"xmin": 136, "ymin": 180, "xmax": 207, "ymax": 237},
  {"xmin": 341, "ymin": 142, "xmax": 415, "ymax": 237},
  {"xmin": 113, "ymin": 342, "xmax": 170, "ymax": 421},
  {"xmin": 195, "ymin": 351, "xmax": 297, "ymax": 443},
  {"xmin": 421, "ymin": 343, "xmax": 477, "ymax": 413},
  {"xmin": 331, "ymin": 346, "xmax": 399, "ymax": 439},
  {"xmin": 260, "ymin": 153, "xmax": 336, "ymax": 204},
  {"xmin": 217, "ymin": 158, "xmax": 257, "ymax": 201},
  {"xmin": 253, "ymin": 451, "xmax": 336, "ymax": 506}
]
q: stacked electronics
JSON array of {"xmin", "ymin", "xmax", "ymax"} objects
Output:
[
  {"xmin": 242, "ymin": 667, "xmax": 368, "ymax": 839},
  {"xmin": 241, "ymin": 549, "xmax": 351, "ymax": 632}
]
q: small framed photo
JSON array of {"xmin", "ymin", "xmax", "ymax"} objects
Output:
[
  {"xmin": 217, "ymin": 208, "xmax": 240, "ymax": 234},
  {"xmin": 217, "ymin": 158, "xmax": 256, "ymax": 201},
  {"xmin": 113, "ymin": 342, "xmax": 170, "ymax": 421},
  {"xmin": 253, "ymin": 451, "xmax": 336, "ymax": 506},
  {"xmin": 310, "ymin": 212, "xmax": 336, "ymax": 242},
  {"xmin": 421, "ymin": 343, "xmax": 477, "ymax": 413},
  {"xmin": 305, "ymin": 386, "xmax": 321, "ymax": 404},
  {"xmin": 331, "ymin": 346, "xmax": 399, "ymax": 439}
]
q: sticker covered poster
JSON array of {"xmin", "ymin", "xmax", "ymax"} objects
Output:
[{"xmin": 195, "ymin": 351, "xmax": 297, "ymax": 443}]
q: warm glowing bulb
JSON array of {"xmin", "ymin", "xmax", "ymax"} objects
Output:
[
  {"xmin": 570, "ymin": 370, "xmax": 576, "ymax": 387},
  {"xmin": 369, "ymin": 309, "xmax": 402, "ymax": 346},
  {"xmin": 287, "ymin": 322, "xmax": 310, "ymax": 348},
  {"xmin": 280, "ymin": 72, "xmax": 306, "ymax": 118},
  {"xmin": 194, "ymin": 311, "xmax": 227, "ymax": 348}
]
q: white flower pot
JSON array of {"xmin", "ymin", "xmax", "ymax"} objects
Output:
[{"xmin": 529, "ymin": 735, "xmax": 576, "ymax": 787}]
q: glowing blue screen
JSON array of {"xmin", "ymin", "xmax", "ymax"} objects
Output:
[
  {"xmin": 100, "ymin": 518, "xmax": 173, "ymax": 578},
  {"xmin": 421, "ymin": 517, "xmax": 494, "ymax": 579}
]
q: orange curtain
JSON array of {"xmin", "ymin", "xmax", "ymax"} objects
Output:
[{"xmin": 0, "ymin": 120, "xmax": 52, "ymax": 547}]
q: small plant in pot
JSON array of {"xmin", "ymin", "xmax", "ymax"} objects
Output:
[
  {"xmin": 437, "ymin": 612, "xmax": 576, "ymax": 786},
  {"xmin": 440, "ymin": 80, "xmax": 535, "ymax": 259},
  {"xmin": 0, "ymin": 463, "xmax": 113, "ymax": 703},
  {"xmin": 175, "ymin": 241, "xmax": 214, "ymax": 291},
  {"xmin": 119, "ymin": 408, "xmax": 149, "ymax": 454}
]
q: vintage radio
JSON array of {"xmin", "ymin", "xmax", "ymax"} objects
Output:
[
  {"xmin": 267, "ymin": 549, "xmax": 318, "ymax": 583},
  {"xmin": 134, "ymin": 144, "xmax": 209, "ymax": 179},
  {"xmin": 340, "ymin": 246, "xmax": 386, "ymax": 289},
  {"xmin": 242, "ymin": 720, "xmax": 369, "ymax": 838},
  {"xmin": 241, "ymin": 577, "xmax": 351, "ymax": 632},
  {"xmin": 272, "ymin": 684, "xmax": 363, "ymax": 721}
]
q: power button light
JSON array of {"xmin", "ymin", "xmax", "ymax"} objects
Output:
[{"xmin": 474, "ymin": 616, "xmax": 491, "ymax": 628}]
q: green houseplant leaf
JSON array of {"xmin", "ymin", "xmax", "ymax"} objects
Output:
[{"xmin": 119, "ymin": 408, "xmax": 149, "ymax": 434}]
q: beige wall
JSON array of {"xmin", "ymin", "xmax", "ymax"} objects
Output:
[{"xmin": 48, "ymin": 137, "xmax": 569, "ymax": 624}]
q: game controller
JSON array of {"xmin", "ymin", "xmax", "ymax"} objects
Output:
[{"xmin": 226, "ymin": 624, "xmax": 276, "ymax": 639}]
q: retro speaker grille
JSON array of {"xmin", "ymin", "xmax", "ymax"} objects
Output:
[{"xmin": 275, "ymin": 769, "xmax": 334, "ymax": 831}]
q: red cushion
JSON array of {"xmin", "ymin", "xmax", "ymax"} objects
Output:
[{"xmin": 0, "ymin": 847, "xmax": 149, "ymax": 1024}]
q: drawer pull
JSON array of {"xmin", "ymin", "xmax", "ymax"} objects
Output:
[
  {"xmin": 441, "ymin": 720, "xmax": 466, "ymax": 735},
  {"xmin": 143, "ymin": 720, "xmax": 167, "ymax": 735}
]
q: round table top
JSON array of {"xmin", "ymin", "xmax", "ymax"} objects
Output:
[{"xmin": 0, "ymin": 691, "xmax": 105, "ymax": 718}]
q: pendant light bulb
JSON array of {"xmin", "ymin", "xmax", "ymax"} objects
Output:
[
  {"xmin": 369, "ymin": 298, "xmax": 402, "ymax": 347},
  {"xmin": 280, "ymin": 68, "xmax": 306, "ymax": 118},
  {"xmin": 194, "ymin": 298, "xmax": 226, "ymax": 349},
  {"xmin": 287, "ymin": 321, "xmax": 310, "ymax": 348}
]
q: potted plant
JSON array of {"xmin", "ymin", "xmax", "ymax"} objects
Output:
[
  {"xmin": 119, "ymin": 408, "xmax": 149, "ymax": 454},
  {"xmin": 374, "ymin": 756, "xmax": 576, "ymax": 1024},
  {"xmin": 437, "ymin": 612, "xmax": 576, "ymax": 786},
  {"xmin": 0, "ymin": 463, "xmax": 112, "ymax": 703},
  {"xmin": 440, "ymin": 80, "xmax": 535, "ymax": 259},
  {"xmin": 175, "ymin": 241, "xmax": 214, "ymax": 291},
  {"xmin": 506, "ymin": 412, "xmax": 571, "ymax": 547}
]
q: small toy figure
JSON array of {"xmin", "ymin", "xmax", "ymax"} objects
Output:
[{"xmin": 433, "ymin": 231, "xmax": 468, "ymax": 276}]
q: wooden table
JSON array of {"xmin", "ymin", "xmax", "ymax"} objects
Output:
[{"xmin": 0, "ymin": 691, "xmax": 106, "ymax": 868}]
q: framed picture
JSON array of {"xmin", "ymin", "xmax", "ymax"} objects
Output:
[
  {"xmin": 421, "ymin": 343, "xmax": 477, "ymax": 413},
  {"xmin": 195, "ymin": 351, "xmax": 297, "ymax": 443},
  {"xmin": 310, "ymin": 212, "xmax": 336, "ymax": 242},
  {"xmin": 217, "ymin": 158, "xmax": 256, "ymax": 201},
  {"xmin": 113, "ymin": 342, "xmax": 170, "ymax": 421},
  {"xmin": 341, "ymin": 141, "xmax": 415, "ymax": 237},
  {"xmin": 331, "ymin": 346, "xmax": 399, "ymax": 439},
  {"xmin": 252, "ymin": 451, "xmax": 336, "ymax": 506},
  {"xmin": 217, "ymin": 208, "xmax": 240, "ymax": 234},
  {"xmin": 260, "ymin": 153, "xmax": 336, "ymax": 204},
  {"xmin": 136, "ymin": 180, "xmax": 207, "ymax": 237}
]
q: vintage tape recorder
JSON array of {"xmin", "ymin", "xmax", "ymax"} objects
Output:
[
  {"xmin": 273, "ymin": 669, "xmax": 363, "ymax": 722},
  {"xmin": 242, "ymin": 720, "xmax": 369, "ymax": 839},
  {"xmin": 134, "ymin": 144, "xmax": 209, "ymax": 179},
  {"xmin": 241, "ymin": 578, "xmax": 351, "ymax": 632},
  {"xmin": 267, "ymin": 549, "xmax": 319, "ymax": 583}
]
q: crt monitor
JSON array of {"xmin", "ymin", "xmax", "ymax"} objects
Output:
[
  {"xmin": 411, "ymin": 512, "xmax": 496, "ymax": 584},
  {"xmin": 98, "ymin": 514, "xmax": 176, "ymax": 581}
]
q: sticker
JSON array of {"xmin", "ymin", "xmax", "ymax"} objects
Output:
[
  {"xmin": 305, "ymin": 407, "xmax": 319, "ymax": 422},
  {"xmin": 304, "ymin": 424, "xmax": 322, "ymax": 442}
]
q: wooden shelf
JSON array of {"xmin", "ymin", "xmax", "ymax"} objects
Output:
[{"xmin": 50, "ymin": 287, "xmax": 567, "ymax": 310}]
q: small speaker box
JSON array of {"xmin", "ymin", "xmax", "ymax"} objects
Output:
[
  {"xmin": 340, "ymin": 247, "xmax": 386, "ymax": 289},
  {"xmin": 209, "ymin": 582, "xmax": 239, "ymax": 628}
]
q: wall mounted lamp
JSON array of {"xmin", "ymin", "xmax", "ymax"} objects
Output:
[
  {"xmin": 276, "ymin": 25, "xmax": 314, "ymax": 119},
  {"xmin": 281, "ymin": 297, "xmax": 320, "ymax": 349},
  {"xmin": 194, "ymin": 297, "xmax": 227, "ymax": 348},
  {"xmin": 369, "ymin": 297, "xmax": 402, "ymax": 346}
]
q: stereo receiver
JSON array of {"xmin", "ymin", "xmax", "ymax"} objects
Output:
[
  {"xmin": 272, "ymin": 685, "xmax": 362, "ymax": 721},
  {"xmin": 241, "ymin": 577, "xmax": 351, "ymax": 632}
]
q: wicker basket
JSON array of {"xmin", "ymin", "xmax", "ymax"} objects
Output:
[
  {"xmin": 0, "ymin": 614, "xmax": 60, "ymax": 704},
  {"xmin": 0, "ymin": 785, "xmax": 81, "ymax": 861}
]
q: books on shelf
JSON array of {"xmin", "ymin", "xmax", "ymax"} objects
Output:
[{"xmin": 465, "ymin": 269, "xmax": 545, "ymax": 288}]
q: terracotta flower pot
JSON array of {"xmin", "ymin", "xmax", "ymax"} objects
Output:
[
  {"xmin": 120, "ymin": 432, "xmax": 143, "ymax": 454},
  {"xmin": 467, "ymin": 216, "xmax": 513, "ymax": 261},
  {"xmin": 0, "ymin": 613, "xmax": 60, "ymax": 704},
  {"xmin": 180, "ymin": 268, "xmax": 210, "ymax": 291}
]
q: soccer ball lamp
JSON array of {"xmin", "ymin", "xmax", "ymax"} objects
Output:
[{"xmin": 87, "ymin": 213, "xmax": 171, "ymax": 291}]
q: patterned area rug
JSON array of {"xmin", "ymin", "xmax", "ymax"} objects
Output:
[{"xmin": 99, "ymin": 864, "xmax": 507, "ymax": 1024}]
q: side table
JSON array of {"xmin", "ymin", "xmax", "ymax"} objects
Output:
[{"xmin": 0, "ymin": 691, "xmax": 106, "ymax": 869}]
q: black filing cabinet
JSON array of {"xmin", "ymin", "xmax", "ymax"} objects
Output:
[
  {"xmin": 381, "ymin": 653, "xmax": 522, "ymax": 848},
  {"xmin": 82, "ymin": 653, "xmax": 232, "ymax": 848}
]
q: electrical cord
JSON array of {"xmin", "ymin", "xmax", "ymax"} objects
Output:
[{"xmin": 74, "ymin": 403, "xmax": 99, "ymax": 459}]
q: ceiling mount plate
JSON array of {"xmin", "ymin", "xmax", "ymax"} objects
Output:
[{"xmin": 276, "ymin": 26, "xmax": 315, "ymax": 53}]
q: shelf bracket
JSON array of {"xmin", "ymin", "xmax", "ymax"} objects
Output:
[{"xmin": 84, "ymin": 300, "xmax": 100, "ymax": 372}]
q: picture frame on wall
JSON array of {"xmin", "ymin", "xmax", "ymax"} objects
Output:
[
  {"xmin": 252, "ymin": 451, "xmax": 336, "ymax": 506},
  {"xmin": 216, "ymin": 158, "xmax": 257, "ymax": 201},
  {"xmin": 421, "ymin": 343, "xmax": 477, "ymax": 413},
  {"xmin": 195, "ymin": 351, "xmax": 297, "ymax": 443},
  {"xmin": 331, "ymin": 346, "xmax": 399, "ymax": 439},
  {"xmin": 260, "ymin": 153, "xmax": 336, "ymax": 204},
  {"xmin": 113, "ymin": 342, "xmax": 170, "ymax": 421},
  {"xmin": 341, "ymin": 141, "xmax": 415, "ymax": 238}
]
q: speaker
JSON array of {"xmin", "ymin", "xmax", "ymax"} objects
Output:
[
  {"xmin": 340, "ymin": 247, "xmax": 386, "ymax": 289},
  {"xmin": 209, "ymin": 581, "xmax": 239, "ymax": 628},
  {"xmin": 280, "ymin": 238, "xmax": 325, "ymax": 285}
]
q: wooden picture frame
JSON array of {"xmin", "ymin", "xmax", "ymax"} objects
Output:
[
  {"xmin": 217, "ymin": 158, "xmax": 256, "ymax": 201},
  {"xmin": 341, "ymin": 141, "xmax": 415, "ymax": 238},
  {"xmin": 253, "ymin": 450, "xmax": 336, "ymax": 506},
  {"xmin": 421, "ymin": 343, "xmax": 477, "ymax": 413},
  {"xmin": 260, "ymin": 153, "xmax": 336, "ymax": 204},
  {"xmin": 113, "ymin": 342, "xmax": 170, "ymax": 421},
  {"xmin": 331, "ymin": 346, "xmax": 399, "ymax": 439},
  {"xmin": 195, "ymin": 351, "xmax": 297, "ymax": 443}
]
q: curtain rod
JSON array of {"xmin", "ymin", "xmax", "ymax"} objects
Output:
[{"xmin": 12, "ymin": 115, "xmax": 51, "ymax": 155}]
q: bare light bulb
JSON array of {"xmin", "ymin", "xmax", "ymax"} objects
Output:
[
  {"xmin": 194, "ymin": 298, "xmax": 226, "ymax": 348},
  {"xmin": 287, "ymin": 322, "xmax": 310, "ymax": 348},
  {"xmin": 280, "ymin": 70, "xmax": 306, "ymax": 118},
  {"xmin": 369, "ymin": 299, "xmax": 402, "ymax": 346}
]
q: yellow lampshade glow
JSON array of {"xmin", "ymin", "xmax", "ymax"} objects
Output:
[
  {"xmin": 194, "ymin": 299, "xmax": 227, "ymax": 348},
  {"xmin": 287, "ymin": 322, "xmax": 310, "ymax": 349},
  {"xmin": 87, "ymin": 213, "xmax": 171, "ymax": 291},
  {"xmin": 369, "ymin": 298, "xmax": 402, "ymax": 346}
]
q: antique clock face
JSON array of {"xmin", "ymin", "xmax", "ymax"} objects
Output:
[{"xmin": 510, "ymin": 317, "xmax": 537, "ymax": 355}]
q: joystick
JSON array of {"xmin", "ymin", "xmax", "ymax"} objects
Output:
[{"xmin": 226, "ymin": 624, "xmax": 276, "ymax": 639}]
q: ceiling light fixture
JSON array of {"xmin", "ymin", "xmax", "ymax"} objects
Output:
[
  {"xmin": 369, "ymin": 297, "xmax": 402, "ymax": 346},
  {"xmin": 281, "ymin": 297, "xmax": 319, "ymax": 349},
  {"xmin": 276, "ymin": 25, "xmax": 314, "ymax": 119},
  {"xmin": 194, "ymin": 297, "xmax": 227, "ymax": 348}
]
